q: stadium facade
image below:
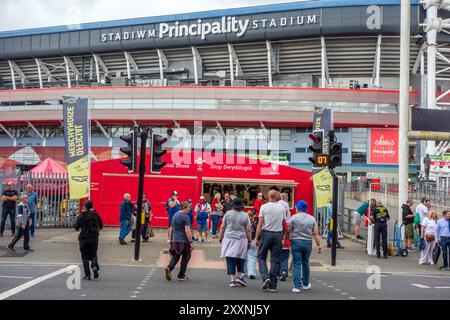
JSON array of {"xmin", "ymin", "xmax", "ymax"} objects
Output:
[{"xmin": 0, "ymin": 0, "xmax": 443, "ymax": 181}]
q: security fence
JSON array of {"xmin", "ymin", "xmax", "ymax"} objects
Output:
[
  {"xmin": 314, "ymin": 177, "xmax": 346, "ymax": 234},
  {"xmin": 0, "ymin": 172, "xmax": 79, "ymax": 229},
  {"xmin": 345, "ymin": 179, "xmax": 450, "ymax": 207}
]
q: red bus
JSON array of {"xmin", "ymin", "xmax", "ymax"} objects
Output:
[{"xmin": 90, "ymin": 151, "xmax": 314, "ymax": 227}]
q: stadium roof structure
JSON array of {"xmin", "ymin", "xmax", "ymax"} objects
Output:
[{"xmin": 0, "ymin": 0, "xmax": 420, "ymax": 38}]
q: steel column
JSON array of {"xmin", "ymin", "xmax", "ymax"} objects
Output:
[
  {"xmin": 372, "ymin": 34, "xmax": 382, "ymax": 87},
  {"xmin": 35, "ymin": 58, "xmax": 44, "ymax": 89},
  {"xmin": 266, "ymin": 41, "xmax": 273, "ymax": 87},
  {"xmin": 63, "ymin": 56, "xmax": 72, "ymax": 88},
  {"xmin": 191, "ymin": 47, "xmax": 202, "ymax": 85},
  {"xmin": 8, "ymin": 60, "xmax": 17, "ymax": 90},
  {"xmin": 321, "ymin": 36, "xmax": 329, "ymax": 88},
  {"xmin": 228, "ymin": 45, "xmax": 235, "ymax": 84},
  {"xmin": 157, "ymin": 49, "xmax": 168, "ymax": 81},
  {"xmin": 398, "ymin": 0, "xmax": 410, "ymax": 224}
]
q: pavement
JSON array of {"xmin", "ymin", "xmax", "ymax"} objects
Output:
[{"xmin": 0, "ymin": 227, "xmax": 449, "ymax": 300}]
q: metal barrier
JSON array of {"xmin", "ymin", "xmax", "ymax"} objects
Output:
[
  {"xmin": 314, "ymin": 177, "xmax": 346, "ymax": 234},
  {"xmin": 345, "ymin": 179, "xmax": 450, "ymax": 207},
  {"xmin": 0, "ymin": 172, "xmax": 79, "ymax": 229},
  {"xmin": 340, "ymin": 207, "xmax": 368, "ymax": 238}
]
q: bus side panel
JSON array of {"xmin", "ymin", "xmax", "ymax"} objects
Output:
[{"xmin": 98, "ymin": 174, "xmax": 198, "ymax": 227}]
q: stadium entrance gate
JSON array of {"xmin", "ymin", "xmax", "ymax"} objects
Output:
[{"xmin": 0, "ymin": 172, "xmax": 79, "ymax": 229}]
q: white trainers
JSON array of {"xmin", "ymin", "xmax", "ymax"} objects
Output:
[
  {"xmin": 292, "ymin": 288, "xmax": 301, "ymax": 293},
  {"xmin": 302, "ymin": 283, "xmax": 312, "ymax": 290}
]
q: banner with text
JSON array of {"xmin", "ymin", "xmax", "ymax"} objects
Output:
[
  {"xmin": 369, "ymin": 129, "xmax": 399, "ymax": 164},
  {"xmin": 312, "ymin": 167, "xmax": 333, "ymax": 208},
  {"xmin": 63, "ymin": 96, "xmax": 90, "ymax": 200}
]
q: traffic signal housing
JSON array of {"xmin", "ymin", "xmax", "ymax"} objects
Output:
[
  {"xmin": 308, "ymin": 130, "xmax": 326, "ymax": 167},
  {"xmin": 329, "ymin": 130, "xmax": 343, "ymax": 168},
  {"xmin": 151, "ymin": 132, "xmax": 168, "ymax": 173},
  {"xmin": 120, "ymin": 130, "xmax": 137, "ymax": 172}
]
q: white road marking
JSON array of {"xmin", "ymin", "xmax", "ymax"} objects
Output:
[
  {"xmin": 335, "ymin": 289, "xmax": 341, "ymax": 292},
  {"xmin": 349, "ymin": 297, "xmax": 356, "ymax": 300},
  {"xmin": 0, "ymin": 275, "xmax": 33, "ymax": 279},
  {"xmin": 411, "ymin": 284, "xmax": 431, "ymax": 289},
  {"xmin": 0, "ymin": 265, "xmax": 77, "ymax": 300}
]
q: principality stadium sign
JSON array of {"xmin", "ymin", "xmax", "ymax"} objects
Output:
[{"xmin": 100, "ymin": 15, "xmax": 319, "ymax": 42}]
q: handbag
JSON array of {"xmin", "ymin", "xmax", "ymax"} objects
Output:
[
  {"xmin": 414, "ymin": 213, "xmax": 421, "ymax": 225},
  {"xmin": 433, "ymin": 245, "xmax": 441, "ymax": 265},
  {"xmin": 419, "ymin": 237, "xmax": 426, "ymax": 250},
  {"xmin": 426, "ymin": 234, "xmax": 435, "ymax": 242}
]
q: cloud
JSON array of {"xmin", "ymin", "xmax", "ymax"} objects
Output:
[{"xmin": 0, "ymin": 0, "xmax": 303, "ymax": 31}]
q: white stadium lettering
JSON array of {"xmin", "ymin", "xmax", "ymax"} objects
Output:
[{"xmin": 97, "ymin": 14, "xmax": 320, "ymax": 42}]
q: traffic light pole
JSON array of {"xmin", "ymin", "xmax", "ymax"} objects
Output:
[
  {"xmin": 330, "ymin": 167, "xmax": 338, "ymax": 267},
  {"xmin": 134, "ymin": 130, "xmax": 148, "ymax": 262}
]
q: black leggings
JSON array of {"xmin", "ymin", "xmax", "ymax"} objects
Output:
[{"xmin": 79, "ymin": 238, "xmax": 99, "ymax": 276}]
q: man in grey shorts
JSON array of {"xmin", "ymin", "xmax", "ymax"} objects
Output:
[{"xmin": 353, "ymin": 201, "xmax": 369, "ymax": 240}]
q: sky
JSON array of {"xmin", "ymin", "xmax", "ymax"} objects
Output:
[{"xmin": 0, "ymin": 0, "xmax": 305, "ymax": 32}]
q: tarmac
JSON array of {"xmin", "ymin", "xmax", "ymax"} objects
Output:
[{"xmin": 0, "ymin": 226, "xmax": 447, "ymax": 277}]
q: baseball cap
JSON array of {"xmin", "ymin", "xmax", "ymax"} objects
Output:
[
  {"xmin": 172, "ymin": 191, "xmax": 178, "ymax": 196},
  {"xmin": 187, "ymin": 199, "xmax": 192, "ymax": 203},
  {"xmin": 295, "ymin": 200, "xmax": 308, "ymax": 212}
]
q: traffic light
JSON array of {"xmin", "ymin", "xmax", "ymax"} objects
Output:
[
  {"xmin": 120, "ymin": 130, "xmax": 137, "ymax": 172},
  {"xmin": 151, "ymin": 132, "xmax": 168, "ymax": 173},
  {"xmin": 329, "ymin": 130, "xmax": 343, "ymax": 168},
  {"xmin": 308, "ymin": 130, "xmax": 326, "ymax": 167}
]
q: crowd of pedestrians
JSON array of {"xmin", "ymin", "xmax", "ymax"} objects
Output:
[
  {"xmin": 352, "ymin": 195, "xmax": 450, "ymax": 270},
  {"xmin": 162, "ymin": 188, "xmax": 322, "ymax": 293},
  {"xmin": 3, "ymin": 179, "xmax": 449, "ymax": 288}
]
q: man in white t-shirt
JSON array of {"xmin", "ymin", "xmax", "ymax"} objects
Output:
[
  {"xmin": 278, "ymin": 193, "xmax": 291, "ymax": 221},
  {"xmin": 277, "ymin": 193, "xmax": 291, "ymax": 281},
  {"xmin": 255, "ymin": 190, "xmax": 287, "ymax": 292},
  {"xmin": 416, "ymin": 196, "xmax": 430, "ymax": 237}
]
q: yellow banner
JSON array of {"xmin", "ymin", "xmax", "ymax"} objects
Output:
[
  {"xmin": 312, "ymin": 167, "xmax": 333, "ymax": 208},
  {"xmin": 67, "ymin": 156, "xmax": 89, "ymax": 199}
]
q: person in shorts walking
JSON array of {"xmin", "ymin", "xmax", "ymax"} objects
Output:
[
  {"xmin": 354, "ymin": 201, "xmax": 369, "ymax": 240},
  {"xmin": 402, "ymin": 199, "xmax": 415, "ymax": 251}
]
